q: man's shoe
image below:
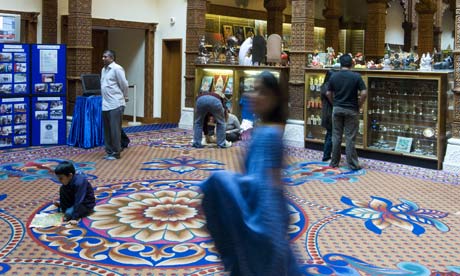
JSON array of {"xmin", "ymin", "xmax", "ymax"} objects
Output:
[
  {"xmin": 218, "ymin": 140, "xmax": 232, "ymax": 148},
  {"xmin": 192, "ymin": 143, "xmax": 204, "ymax": 148},
  {"xmin": 104, "ymin": 155, "xmax": 120, "ymax": 160}
]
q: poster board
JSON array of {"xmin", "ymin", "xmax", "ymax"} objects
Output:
[
  {"xmin": 31, "ymin": 44, "xmax": 66, "ymax": 96},
  {"xmin": 0, "ymin": 43, "xmax": 30, "ymax": 96},
  {"xmin": 0, "ymin": 97, "xmax": 30, "ymax": 148},
  {"xmin": 31, "ymin": 96, "xmax": 66, "ymax": 146}
]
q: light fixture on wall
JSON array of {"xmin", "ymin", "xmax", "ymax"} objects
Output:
[{"xmin": 170, "ymin": 17, "xmax": 175, "ymax": 26}]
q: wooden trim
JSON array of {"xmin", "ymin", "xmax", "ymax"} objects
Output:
[
  {"xmin": 123, "ymin": 115, "xmax": 162, "ymax": 124},
  {"xmin": 144, "ymin": 26, "xmax": 155, "ymax": 121},
  {"xmin": 207, "ymin": 3, "xmax": 291, "ymax": 23},
  {"xmin": 92, "ymin": 18, "xmax": 157, "ymax": 30}
]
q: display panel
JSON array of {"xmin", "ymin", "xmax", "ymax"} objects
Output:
[
  {"xmin": 31, "ymin": 44, "xmax": 66, "ymax": 95},
  {"xmin": 0, "ymin": 43, "xmax": 30, "ymax": 96},
  {"xmin": 0, "ymin": 97, "xmax": 30, "ymax": 148},
  {"xmin": 31, "ymin": 96, "xmax": 67, "ymax": 146}
]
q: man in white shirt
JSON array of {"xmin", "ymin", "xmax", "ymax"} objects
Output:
[{"xmin": 101, "ymin": 50, "xmax": 129, "ymax": 160}]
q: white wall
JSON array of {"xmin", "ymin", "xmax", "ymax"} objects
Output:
[
  {"xmin": 108, "ymin": 29, "xmax": 145, "ymax": 118},
  {"xmin": 441, "ymin": 9, "xmax": 454, "ymax": 50},
  {"xmin": 91, "ymin": 0, "xmax": 187, "ymax": 119},
  {"xmin": 385, "ymin": 1, "xmax": 404, "ymax": 45},
  {"xmin": 0, "ymin": 0, "xmax": 42, "ymax": 43}
]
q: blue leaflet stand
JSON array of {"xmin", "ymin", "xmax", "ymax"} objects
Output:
[
  {"xmin": 0, "ymin": 97, "xmax": 30, "ymax": 149},
  {"xmin": 31, "ymin": 97, "xmax": 66, "ymax": 146},
  {"xmin": 31, "ymin": 44, "xmax": 66, "ymax": 96},
  {"xmin": 0, "ymin": 44, "xmax": 30, "ymax": 96}
]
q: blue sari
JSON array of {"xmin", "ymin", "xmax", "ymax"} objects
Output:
[{"xmin": 201, "ymin": 126, "xmax": 300, "ymax": 276}]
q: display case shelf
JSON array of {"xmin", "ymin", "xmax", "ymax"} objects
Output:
[
  {"xmin": 195, "ymin": 64, "xmax": 289, "ymax": 121},
  {"xmin": 304, "ymin": 68, "xmax": 452, "ymax": 169}
]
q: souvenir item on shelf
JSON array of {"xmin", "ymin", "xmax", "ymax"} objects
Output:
[
  {"xmin": 395, "ymin": 136, "xmax": 413, "ymax": 153},
  {"xmin": 196, "ymin": 36, "xmax": 210, "ymax": 64},
  {"xmin": 309, "ymin": 77, "xmax": 315, "ymax": 91},
  {"xmin": 252, "ymin": 35, "xmax": 266, "ymax": 65},
  {"xmin": 419, "ymin": 53, "xmax": 432, "ymax": 71},
  {"xmin": 383, "ymin": 54, "xmax": 392, "ymax": 70},
  {"xmin": 226, "ymin": 36, "xmax": 239, "ymax": 65},
  {"xmin": 200, "ymin": 76, "xmax": 213, "ymax": 94},
  {"xmin": 213, "ymin": 75, "xmax": 228, "ymax": 94},
  {"xmin": 266, "ymin": 34, "xmax": 282, "ymax": 64},
  {"xmin": 392, "ymin": 54, "xmax": 402, "ymax": 70},
  {"xmin": 422, "ymin": 127, "xmax": 435, "ymax": 138},
  {"xmin": 433, "ymin": 55, "xmax": 453, "ymax": 70},
  {"xmin": 224, "ymin": 77, "xmax": 233, "ymax": 95}
]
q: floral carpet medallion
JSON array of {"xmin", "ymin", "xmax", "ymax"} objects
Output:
[
  {"xmin": 337, "ymin": 196, "xmax": 450, "ymax": 236},
  {"xmin": 142, "ymin": 157, "xmax": 225, "ymax": 174},
  {"xmin": 28, "ymin": 179, "xmax": 307, "ymax": 268},
  {"xmin": 0, "ymin": 158, "xmax": 96, "ymax": 183},
  {"xmin": 148, "ymin": 132, "xmax": 193, "ymax": 149},
  {"xmin": 283, "ymin": 161, "xmax": 366, "ymax": 185}
]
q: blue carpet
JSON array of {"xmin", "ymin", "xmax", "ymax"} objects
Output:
[{"xmin": 123, "ymin": 123, "xmax": 178, "ymax": 133}]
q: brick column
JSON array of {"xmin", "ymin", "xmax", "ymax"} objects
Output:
[
  {"xmin": 365, "ymin": 0, "xmax": 388, "ymax": 61},
  {"xmin": 184, "ymin": 0, "xmax": 206, "ymax": 108},
  {"xmin": 67, "ymin": 0, "xmax": 92, "ymax": 115},
  {"xmin": 402, "ymin": 21, "xmax": 413, "ymax": 52},
  {"xmin": 42, "ymin": 0, "xmax": 58, "ymax": 44},
  {"xmin": 288, "ymin": 0, "xmax": 314, "ymax": 120},
  {"xmin": 264, "ymin": 0, "xmax": 287, "ymax": 36},
  {"xmin": 416, "ymin": 0, "xmax": 437, "ymax": 55},
  {"xmin": 453, "ymin": 0, "xmax": 460, "ymax": 138},
  {"xmin": 323, "ymin": 0, "xmax": 341, "ymax": 51}
]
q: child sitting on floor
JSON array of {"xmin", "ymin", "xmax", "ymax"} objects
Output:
[{"xmin": 54, "ymin": 161, "xmax": 96, "ymax": 225}]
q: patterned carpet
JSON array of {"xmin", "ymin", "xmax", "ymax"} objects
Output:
[{"xmin": 0, "ymin": 124, "xmax": 460, "ymax": 275}]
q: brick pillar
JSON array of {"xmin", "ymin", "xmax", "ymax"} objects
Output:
[
  {"xmin": 288, "ymin": 0, "xmax": 314, "ymax": 120},
  {"xmin": 402, "ymin": 21, "xmax": 413, "ymax": 52},
  {"xmin": 67, "ymin": 0, "xmax": 92, "ymax": 115},
  {"xmin": 365, "ymin": 0, "xmax": 388, "ymax": 61},
  {"xmin": 264, "ymin": 0, "xmax": 287, "ymax": 36},
  {"xmin": 323, "ymin": 0, "xmax": 341, "ymax": 51},
  {"xmin": 42, "ymin": 0, "xmax": 58, "ymax": 44},
  {"xmin": 185, "ymin": 0, "xmax": 206, "ymax": 108},
  {"xmin": 416, "ymin": 0, "xmax": 437, "ymax": 55},
  {"xmin": 453, "ymin": 0, "xmax": 460, "ymax": 138}
]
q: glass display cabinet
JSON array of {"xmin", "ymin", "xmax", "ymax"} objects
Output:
[
  {"xmin": 195, "ymin": 64, "xmax": 289, "ymax": 120},
  {"xmin": 304, "ymin": 69, "xmax": 365, "ymax": 148},
  {"xmin": 305, "ymin": 68, "xmax": 452, "ymax": 169}
]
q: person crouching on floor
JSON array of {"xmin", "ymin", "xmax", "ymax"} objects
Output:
[{"xmin": 54, "ymin": 161, "xmax": 96, "ymax": 225}]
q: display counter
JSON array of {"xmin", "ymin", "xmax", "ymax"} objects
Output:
[
  {"xmin": 304, "ymin": 68, "xmax": 453, "ymax": 169},
  {"xmin": 195, "ymin": 64, "xmax": 289, "ymax": 120}
]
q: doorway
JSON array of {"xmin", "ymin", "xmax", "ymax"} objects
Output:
[
  {"xmin": 91, "ymin": 29, "xmax": 108, "ymax": 74},
  {"xmin": 161, "ymin": 39, "xmax": 182, "ymax": 124}
]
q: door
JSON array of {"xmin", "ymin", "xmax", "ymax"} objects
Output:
[
  {"xmin": 92, "ymin": 29, "xmax": 108, "ymax": 74},
  {"xmin": 161, "ymin": 39, "xmax": 182, "ymax": 124}
]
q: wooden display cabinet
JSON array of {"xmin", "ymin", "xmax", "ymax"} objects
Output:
[
  {"xmin": 304, "ymin": 68, "xmax": 453, "ymax": 169},
  {"xmin": 195, "ymin": 64, "xmax": 289, "ymax": 120}
]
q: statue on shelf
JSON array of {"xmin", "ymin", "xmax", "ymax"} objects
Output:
[
  {"xmin": 392, "ymin": 53, "xmax": 402, "ymax": 70},
  {"xmin": 383, "ymin": 53, "xmax": 392, "ymax": 70},
  {"xmin": 212, "ymin": 42, "xmax": 224, "ymax": 63},
  {"xmin": 326, "ymin": 47, "xmax": 335, "ymax": 66},
  {"xmin": 419, "ymin": 53, "xmax": 432, "ymax": 71},
  {"xmin": 226, "ymin": 36, "xmax": 239, "ymax": 64},
  {"xmin": 196, "ymin": 36, "xmax": 210, "ymax": 64},
  {"xmin": 433, "ymin": 55, "xmax": 453, "ymax": 70}
]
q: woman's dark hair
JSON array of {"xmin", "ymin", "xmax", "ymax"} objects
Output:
[
  {"xmin": 339, "ymin": 54, "xmax": 353, "ymax": 68},
  {"xmin": 323, "ymin": 70, "xmax": 335, "ymax": 84},
  {"xmin": 257, "ymin": 71, "xmax": 288, "ymax": 124},
  {"xmin": 55, "ymin": 161, "xmax": 76, "ymax": 176}
]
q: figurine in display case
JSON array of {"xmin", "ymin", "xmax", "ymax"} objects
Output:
[
  {"xmin": 419, "ymin": 53, "xmax": 432, "ymax": 71},
  {"xmin": 196, "ymin": 36, "xmax": 210, "ymax": 64},
  {"xmin": 392, "ymin": 53, "xmax": 402, "ymax": 70}
]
